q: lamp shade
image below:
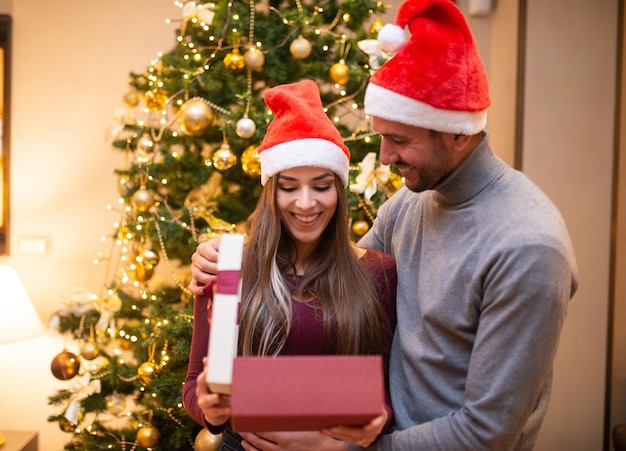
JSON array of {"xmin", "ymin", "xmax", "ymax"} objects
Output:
[{"xmin": 0, "ymin": 265, "xmax": 44, "ymax": 343}]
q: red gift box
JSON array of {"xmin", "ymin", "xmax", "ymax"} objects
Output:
[{"xmin": 230, "ymin": 355, "xmax": 384, "ymax": 432}]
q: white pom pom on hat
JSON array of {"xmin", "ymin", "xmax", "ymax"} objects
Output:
[
  {"xmin": 377, "ymin": 23, "xmax": 407, "ymax": 54},
  {"xmin": 257, "ymin": 80, "xmax": 350, "ymax": 186},
  {"xmin": 365, "ymin": 0, "xmax": 491, "ymax": 135}
]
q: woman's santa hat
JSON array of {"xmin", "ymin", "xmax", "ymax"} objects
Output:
[
  {"xmin": 364, "ymin": 0, "xmax": 491, "ymax": 135},
  {"xmin": 258, "ymin": 79, "xmax": 350, "ymax": 186}
]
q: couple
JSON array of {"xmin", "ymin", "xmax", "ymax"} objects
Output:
[{"xmin": 184, "ymin": 0, "xmax": 579, "ymax": 449}]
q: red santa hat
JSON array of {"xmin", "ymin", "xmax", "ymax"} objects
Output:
[
  {"xmin": 258, "ymin": 80, "xmax": 350, "ymax": 186},
  {"xmin": 364, "ymin": 0, "xmax": 491, "ymax": 135}
]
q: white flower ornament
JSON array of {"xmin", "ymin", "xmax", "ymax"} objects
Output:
[{"xmin": 350, "ymin": 152, "xmax": 391, "ymax": 204}]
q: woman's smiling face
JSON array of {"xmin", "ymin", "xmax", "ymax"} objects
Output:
[{"xmin": 276, "ymin": 166, "xmax": 338, "ymax": 254}]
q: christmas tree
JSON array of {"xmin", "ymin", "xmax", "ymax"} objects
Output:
[{"xmin": 46, "ymin": 1, "xmax": 401, "ymax": 450}]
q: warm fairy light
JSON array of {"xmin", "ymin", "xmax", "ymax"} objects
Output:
[
  {"xmin": 315, "ymin": 29, "xmax": 321, "ymax": 35},
  {"xmin": 333, "ymin": 117, "xmax": 340, "ymax": 123}
]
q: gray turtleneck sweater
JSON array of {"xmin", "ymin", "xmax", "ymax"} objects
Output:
[{"xmin": 358, "ymin": 133, "xmax": 578, "ymax": 450}]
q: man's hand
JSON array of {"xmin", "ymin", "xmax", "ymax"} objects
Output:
[
  {"xmin": 322, "ymin": 407, "xmax": 388, "ymax": 448},
  {"xmin": 239, "ymin": 431, "xmax": 348, "ymax": 451},
  {"xmin": 189, "ymin": 238, "xmax": 221, "ymax": 295}
]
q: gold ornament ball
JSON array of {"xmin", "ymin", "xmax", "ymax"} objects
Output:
[
  {"xmin": 223, "ymin": 48, "xmax": 245, "ymax": 71},
  {"xmin": 177, "ymin": 98, "xmax": 215, "ymax": 136},
  {"xmin": 194, "ymin": 428, "xmax": 222, "ymax": 451},
  {"xmin": 352, "ymin": 220, "xmax": 370, "ymax": 237},
  {"xmin": 244, "ymin": 47, "xmax": 265, "ymax": 71},
  {"xmin": 137, "ymin": 361, "xmax": 158, "ymax": 385},
  {"xmin": 129, "ymin": 258, "xmax": 154, "ymax": 283},
  {"xmin": 80, "ymin": 340, "xmax": 99, "ymax": 360},
  {"xmin": 290, "ymin": 35, "xmax": 312, "ymax": 59},
  {"xmin": 123, "ymin": 90, "xmax": 140, "ymax": 108},
  {"xmin": 330, "ymin": 60, "xmax": 350, "ymax": 85},
  {"xmin": 136, "ymin": 133, "xmax": 155, "ymax": 153},
  {"xmin": 59, "ymin": 417, "xmax": 77, "ymax": 433},
  {"xmin": 132, "ymin": 187, "xmax": 154, "ymax": 213},
  {"xmin": 241, "ymin": 145, "xmax": 261, "ymax": 177},
  {"xmin": 140, "ymin": 247, "xmax": 160, "ymax": 267},
  {"xmin": 118, "ymin": 177, "xmax": 135, "ymax": 197},
  {"xmin": 144, "ymin": 89, "xmax": 167, "ymax": 111},
  {"xmin": 212, "ymin": 143, "xmax": 237, "ymax": 171},
  {"xmin": 51, "ymin": 350, "xmax": 81, "ymax": 381},
  {"xmin": 235, "ymin": 115, "xmax": 256, "ymax": 139},
  {"xmin": 136, "ymin": 424, "xmax": 160, "ymax": 448},
  {"xmin": 370, "ymin": 17, "xmax": 385, "ymax": 35}
]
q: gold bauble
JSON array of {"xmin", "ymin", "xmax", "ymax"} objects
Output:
[
  {"xmin": 137, "ymin": 361, "xmax": 158, "ymax": 385},
  {"xmin": 118, "ymin": 177, "xmax": 135, "ymax": 197},
  {"xmin": 136, "ymin": 133, "xmax": 155, "ymax": 153},
  {"xmin": 290, "ymin": 35, "xmax": 312, "ymax": 59},
  {"xmin": 370, "ymin": 17, "xmax": 385, "ymax": 35},
  {"xmin": 194, "ymin": 428, "xmax": 222, "ymax": 451},
  {"xmin": 235, "ymin": 115, "xmax": 256, "ymax": 139},
  {"xmin": 330, "ymin": 60, "xmax": 350, "ymax": 85},
  {"xmin": 177, "ymin": 98, "xmax": 215, "ymax": 136},
  {"xmin": 136, "ymin": 424, "xmax": 160, "ymax": 448},
  {"xmin": 212, "ymin": 143, "xmax": 237, "ymax": 171},
  {"xmin": 352, "ymin": 220, "xmax": 370, "ymax": 237},
  {"xmin": 80, "ymin": 340, "xmax": 99, "ymax": 360},
  {"xmin": 59, "ymin": 417, "xmax": 77, "ymax": 433},
  {"xmin": 129, "ymin": 258, "xmax": 155, "ymax": 283},
  {"xmin": 140, "ymin": 247, "xmax": 160, "ymax": 267},
  {"xmin": 243, "ymin": 47, "xmax": 265, "ymax": 71},
  {"xmin": 132, "ymin": 187, "xmax": 154, "ymax": 213},
  {"xmin": 223, "ymin": 48, "xmax": 245, "ymax": 71},
  {"xmin": 241, "ymin": 145, "xmax": 261, "ymax": 177},
  {"xmin": 386, "ymin": 172, "xmax": 404, "ymax": 191},
  {"xmin": 117, "ymin": 223, "xmax": 133, "ymax": 241},
  {"xmin": 123, "ymin": 90, "xmax": 140, "ymax": 108},
  {"xmin": 51, "ymin": 350, "xmax": 81, "ymax": 381},
  {"xmin": 144, "ymin": 89, "xmax": 167, "ymax": 111}
]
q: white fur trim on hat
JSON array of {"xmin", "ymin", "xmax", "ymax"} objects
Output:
[
  {"xmin": 260, "ymin": 138, "xmax": 350, "ymax": 186},
  {"xmin": 364, "ymin": 83, "xmax": 488, "ymax": 135}
]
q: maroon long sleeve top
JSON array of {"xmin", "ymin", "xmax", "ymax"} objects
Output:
[{"xmin": 182, "ymin": 249, "xmax": 397, "ymax": 430}]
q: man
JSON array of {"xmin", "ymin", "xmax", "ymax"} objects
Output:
[{"xmin": 190, "ymin": 0, "xmax": 579, "ymax": 449}]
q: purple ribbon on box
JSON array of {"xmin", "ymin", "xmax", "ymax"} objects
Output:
[{"xmin": 217, "ymin": 270, "xmax": 240, "ymax": 295}]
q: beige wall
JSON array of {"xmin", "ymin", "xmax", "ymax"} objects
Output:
[
  {"xmin": 0, "ymin": 0, "xmax": 621, "ymax": 450},
  {"xmin": 0, "ymin": 1, "xmax": 181, "ymax": 449}
]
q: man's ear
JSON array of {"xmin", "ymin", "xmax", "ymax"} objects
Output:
[{"xmin": 442, "ymin": 133, "xmax": 472, "ymax": 153}]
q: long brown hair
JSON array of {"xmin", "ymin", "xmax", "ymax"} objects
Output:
[{"xmin": 238, "ymin": 174, "xmax": 386, "ymax": 357}]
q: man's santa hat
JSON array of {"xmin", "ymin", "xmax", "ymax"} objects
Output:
[
  {"xmin": 258, "ymin": 79, "xmax": 350, "ymax": 186},
  {"xmin": 364, "ymin": 0, "xmax": 491, "ymax": 135}
]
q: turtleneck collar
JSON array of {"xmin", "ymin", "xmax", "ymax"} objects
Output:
[{"xmin": 431, "ymin": 131, "xmax": 507, "ymax": 205}]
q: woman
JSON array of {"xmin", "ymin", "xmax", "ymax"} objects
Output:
[{"xmin": 183, "ymin": 80, "xmax": 397, "ymax": 450}]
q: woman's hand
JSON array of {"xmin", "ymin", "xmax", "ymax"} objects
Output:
[
  {"xmin": 322, "ymin": 406, "xmax": 388, "ymax": 448},
  {"xmin": 196, "ymin": 357, "xmax": 231, "ymax": 427},
  {"xmin": 239, "ymin": 431, "xmax": 348, "ymax": 451},
  {"xmin": 189, "ymin": 238, "xmax": 221, "ymax": 295}
]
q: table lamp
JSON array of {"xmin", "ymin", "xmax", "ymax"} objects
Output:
[{"xmin": 0, "ymin": 265, "xmax": 45, "ymax": 446}]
